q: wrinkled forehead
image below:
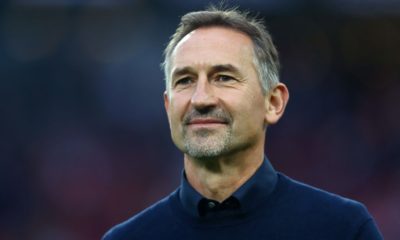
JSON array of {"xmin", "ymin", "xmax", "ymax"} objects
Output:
[{"xmin": 170, "ymin": 26, "xmax": 256, "ymax": 72}]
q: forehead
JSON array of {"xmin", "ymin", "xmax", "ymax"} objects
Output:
[{"xmin": 171, "ymin": 26, "xmax": 255, "ymax": 71}]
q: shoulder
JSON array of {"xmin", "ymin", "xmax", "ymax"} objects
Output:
[
  {"xmin": 102, "ymin": 191, "xmax": 176, "ymax": 240},
  {"xmin": 276, "ymin": 173, "xmax": 373, "ymax": 229}
]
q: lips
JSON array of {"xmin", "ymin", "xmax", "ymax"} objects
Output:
[{"xmin": 187, "ymin": 118, "xmax": 227, "ymax": 125}]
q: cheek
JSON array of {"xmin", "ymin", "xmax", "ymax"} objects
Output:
[
  {"xmin": 168, "ymin": 106, "xmax": 179, "ymax": 128},
  {"xmin": 167, "ymin": 96, "xmax": 187, "ymax": 126},
  {"xmin": 234, "ymin": 92, "xmax": 266, "ymax": 126}
]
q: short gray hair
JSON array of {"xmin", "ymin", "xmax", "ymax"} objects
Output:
[{"xmin": 162, "ymin": 6, "xmax": 280, "ymax": 94}]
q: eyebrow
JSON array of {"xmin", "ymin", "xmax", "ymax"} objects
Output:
[
  {"xmin": 209, "ymin": 64, "xmax": 241, "ymax": 76},
  {"xmin": 172, "ymin": 64, "xmax": 241, "ymax": 80},
  {"xmin": 171, "ymin": 66, "xmax": 195, "ymax": 80}
]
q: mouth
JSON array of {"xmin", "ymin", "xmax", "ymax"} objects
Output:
[{"xmin": 187, "ymin": 118, "xmax": 228, "ymax": 127}]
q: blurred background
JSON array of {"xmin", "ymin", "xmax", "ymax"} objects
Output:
[{"xmin": 0, "ymin": 0, "xmax": 399, "ymax": 239}]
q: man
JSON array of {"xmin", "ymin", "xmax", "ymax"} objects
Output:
[{"xmin": 103, "ymin": 7, "xmax": 383, "ymax": 240}]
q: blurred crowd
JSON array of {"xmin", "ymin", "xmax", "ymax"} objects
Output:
[{"xmin": 0, "ymin": 1, "xmax": 399, "ymax": 239}]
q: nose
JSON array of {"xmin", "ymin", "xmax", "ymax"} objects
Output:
[{"xmin": 190, "ymin": 74, "xmax": 217, "ymax": 110}]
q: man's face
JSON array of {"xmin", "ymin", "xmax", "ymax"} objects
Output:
[{"xmin": 164, "ymin": 27, "xmax": 268, "ymax": 159}]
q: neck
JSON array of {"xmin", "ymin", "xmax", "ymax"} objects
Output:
[{"xmin": 184, "ymin": 144, "xmax": 264, "ymax": 202}]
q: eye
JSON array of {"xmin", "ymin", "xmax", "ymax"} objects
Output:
[
  {"xmin": 174, "ymin": 77, "xmax": 193, "ymax": 87},
  {"xmin": 216, "ymin": 75, "xmax": 235, "ymax": 82}
]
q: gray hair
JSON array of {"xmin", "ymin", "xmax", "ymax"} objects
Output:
[{"xmin": 162, "ymin": 7, "xmax": 280, "ymax": 94}]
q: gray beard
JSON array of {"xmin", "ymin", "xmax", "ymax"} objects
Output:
[{"xmin": 182, "ymin": 126, "xmax": 232, "ymax": 159}]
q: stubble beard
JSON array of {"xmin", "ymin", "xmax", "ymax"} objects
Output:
[{"xmin": 182, "ymin": 126, "xmax": 232, "ymax": 160}]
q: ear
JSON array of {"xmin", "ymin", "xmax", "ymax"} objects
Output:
[
  {"xmin": 164, "ymin": 90, "xmax": 169, "ymax": 112},
  {"xmin": 264, "ymin": 83, "xmax": 289, "ymax": 125}
]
